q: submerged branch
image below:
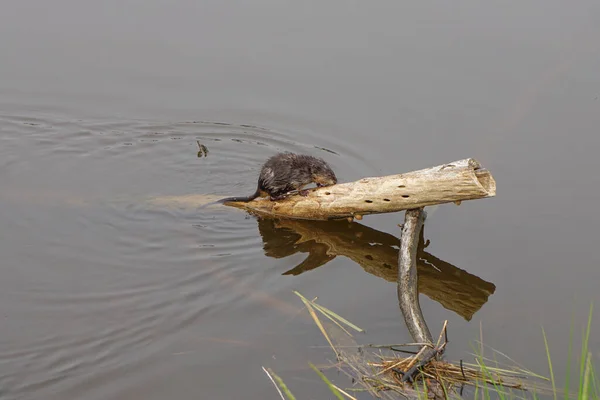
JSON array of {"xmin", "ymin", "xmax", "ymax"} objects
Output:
[{"xmin": 397, "ymin": 208, "xmax": 432, "ymax": 345}]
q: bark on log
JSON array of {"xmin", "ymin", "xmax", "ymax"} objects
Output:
[{"xmin": 225, "ymin": 158, "xmax": 495, "ymax": 220}]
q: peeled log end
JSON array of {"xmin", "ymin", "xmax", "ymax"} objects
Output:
[
  {"xmin": 226, "ymin": 158, "xmax": 496, "ymax": 221},
  {"xmin": 474, "ymin": 168, "xmax": 495, "ymax": 195}
]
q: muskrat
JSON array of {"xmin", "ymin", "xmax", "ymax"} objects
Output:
[{"xmin": 215, "ymin": 152, "xmax": 337, "ymax": 204}]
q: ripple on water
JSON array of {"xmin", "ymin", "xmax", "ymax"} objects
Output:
[{"xmin": 0, "ymin": 113, "xmax": 380, "ymax": 399}]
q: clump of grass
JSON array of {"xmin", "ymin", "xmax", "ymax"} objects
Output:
[
  {"xmin": 264, "ymin": 293, "xmax": 596, "ymax": 400},
  {"xmin": 540, "ymin": 303, "xmax": 598, "ymax": 400}
]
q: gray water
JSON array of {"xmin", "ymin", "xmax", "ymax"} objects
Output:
[{"xmin": 1, "ymin": 1, "xmax": 600, "ymax": 399}]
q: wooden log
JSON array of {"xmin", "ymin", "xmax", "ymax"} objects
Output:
[{"xmin": 225, "ymin": 158, "xmax": 496, "ymax": 220}]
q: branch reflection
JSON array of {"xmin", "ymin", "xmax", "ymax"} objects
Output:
[{"xmin": 256, "ymin": 217, "xmax": 495, "ymax": 321}]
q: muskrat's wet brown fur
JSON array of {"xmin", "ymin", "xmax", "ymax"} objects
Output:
[{"xmin": 217, "ymin": 152, "xmax": 337, "ymax": 203}]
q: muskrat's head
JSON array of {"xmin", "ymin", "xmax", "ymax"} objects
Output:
[{"xmin": 310, "ymin": 159, "xmax": 338, "ymax": 187}]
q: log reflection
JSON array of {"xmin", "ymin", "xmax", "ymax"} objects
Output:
[{"xmin": 256, "ymin": 217, "xmax": 495, "ymax": 321}]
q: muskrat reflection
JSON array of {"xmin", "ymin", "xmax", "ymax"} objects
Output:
[{"xmin": 256, "ymin": 217, "xmax": 496, "ymax": 321}]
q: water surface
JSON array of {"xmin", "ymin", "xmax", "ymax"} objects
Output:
[{"xmin": 1, "ymin": 1, "xmax": 600, "ymax": 399}]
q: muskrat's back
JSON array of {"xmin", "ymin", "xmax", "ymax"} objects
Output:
[
  {"xmin": 212, "ymin": 152, "xmax": 337, "ymax": 204},
  {"xmin": 258, "ymin": 152, "xmax": 337, "ymax": 199}
]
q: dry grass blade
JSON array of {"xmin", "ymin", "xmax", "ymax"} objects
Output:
[
  {"xmin": 296, "ymin": 293, "xmax": 338, "ymax": 356},
  {"xmin": 331, "ymin": 384, "xmax": 359, "ymax": 400},
  {"xmin": 368, "ymin": 343, "xmax": 430, "ymax": 349},
  {"xmin": 436, "ymin": 320, "xmax": 448, "ymax": 348},
  {"xmin": 469, "ymin": 341, "xmax": 549, "ymax": 380},
  {"xmin": 376, "ymin": 345, "xmax": 431, "ymax": 377}
]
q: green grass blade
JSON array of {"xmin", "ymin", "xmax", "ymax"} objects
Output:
[
  {"xmin": 580, "ymin": 303, "xmax": 594, "ymax": 397},
  {"xmin": 294, "ymin": 291, "xmax": 364, "ymax": 333},
  {"xmin": 566, "ymin": 310, "xmax": 575, "ymax": 400},
  {"xmin": 593, "ymin": 361, "xmax": 600, "ymax": 398},
  {"xmin": 583, "ymin": 352, "xmax": 593, "ymax": 400},
  {"xmin": 311, "ymin": 302, "xmax": 364, "ymax": 333},
  {"xmin": 592, "ymin": 363, "xmax": 600, "ymax": 400},
  {"xmin": 541, "ymin": 327, "xmax": 557, "ymax": 400},
  {"xmin": 309, "ymin": 362, "xmax": 344, "ymax": 400},
  {"xmin": 263, "ymin": 367, "xmax": 297, "ymax": 400}
]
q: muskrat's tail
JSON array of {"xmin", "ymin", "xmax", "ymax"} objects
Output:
[
  {"xmin": 198, "ymin": 188, "xmax": 261, "ymax": 210},
  {"xmin": 216, "ymin": 188, "xmax": 261, "ymax": 204}
]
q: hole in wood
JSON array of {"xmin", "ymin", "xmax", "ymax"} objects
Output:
[
  {"xmin": 365, "ymin": 255, "xmax": 374, "ymax": 260},
  {"xmin": 365, "ymin": 200, "xmax": 373, "ymax": 203},
  {"xmin": 398, "ymin": 185, "xmax": 406, "ymax": 188},
  {"xmin": 383, "ymin": 198, "xmax": 390, "ymax": 202},
  {"xmin": 325, "ymin": 191, "xmax": 331, "ymax": 195},
  {"xmin": 383, "ymin": 263, "xmax": 393, "ymax": 269},
  {"xmin": 402, "ymin": 195, "xmax": 409, "ymax": 198}
]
